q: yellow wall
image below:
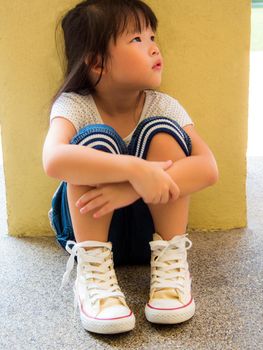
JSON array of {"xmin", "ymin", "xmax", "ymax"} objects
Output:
[{"xmin": 0, "ymin": 0, "xmax": 251, "ymax": 237}]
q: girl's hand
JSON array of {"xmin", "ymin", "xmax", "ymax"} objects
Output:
[
  {"xmin": 129, "ymin": 159, "xmax": 180, "ymax": 204},
  {"xmin": 75, "ymin": 182, "xmax": 140, "ymax": 218}
]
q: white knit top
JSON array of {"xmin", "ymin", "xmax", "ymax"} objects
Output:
[{"xmin": 50, "ymin": 89, "xmax": 194, "ymax": 145}]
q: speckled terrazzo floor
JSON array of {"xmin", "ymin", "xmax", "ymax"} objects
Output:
[{"xmin": 0, "ymin": 156, "xmax": 262, "ymax": 350}]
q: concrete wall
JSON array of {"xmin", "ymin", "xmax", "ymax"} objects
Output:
[{"xmin": 0, "ymin": 0, "xmax": 251, "ymax": 236}]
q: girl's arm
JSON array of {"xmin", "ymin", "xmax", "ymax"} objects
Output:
[
  {"xmin": 43, "ymin": 118, "xmax": 142, "ymax": 186},
  {"xmin": 164, "ymin": 124, "xmax": 219, "ymax": 197},
  {"xmin": 73, "ymin": 125, "xmax": 219, "ymax": 217},
  {"xmin": 43, "ymin": 118, "xmax": 175, "ymax": 204}
]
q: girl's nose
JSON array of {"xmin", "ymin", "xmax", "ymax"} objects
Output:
[{"xmin": 150, "ymin": 43, "xmax": 160, "ymax": 56}]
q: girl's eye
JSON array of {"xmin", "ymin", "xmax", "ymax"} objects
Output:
[
  {"xmin": 131, "ymin": 37, "xmax": 141, "ymax": 43},
  {"xmin": 131, "ymin": 35, "xmax": 155, "ymax": 43}
]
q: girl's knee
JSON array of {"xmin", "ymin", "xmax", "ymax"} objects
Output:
[
  {"xmin": 69, "ymin": 123, "xmax": 128, "ymax": 154},
  {"xmin": 148, "ymin": 132, "xmax": 187, "ymax": 160},
  {"xmin": 151, "ymin": 132, "xmax": 179, "ymax": 145},
  {"xmin": 130, "ymin": 116, "xmax": 191, "ymax": 158}
]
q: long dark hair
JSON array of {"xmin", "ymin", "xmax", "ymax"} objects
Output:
[{"xmin": 49, "ymin": 0, "xmax": 158, "ymax": 111}]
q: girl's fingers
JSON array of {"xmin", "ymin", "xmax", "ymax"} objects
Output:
[
  {"xmin": 157, "ymin": 191, "xmax": 169, "ymax": 204},
  {"xmin": 161, "ymin": 191, "xmax": 169, "ymax": 204},
  {"xmin": 171, "ymin": 183, "xmax": 180, "ymax": 201},
  {"xmin": 150, "ymin": 160, "xmax": 173, "ymax": 170},
  {"xmin": 153, "ymin": 194, "xmax": 161, "ymax": 204},
  {"xmin": 76, "ymin": 189, "xmax": 101, "ymax": 207},
  {"xmin": 93, "ymin": 203, "xmax": 112, "ymax": 218},
  {"xmin": 79, "ymin": 196, "xmax": 106, "ymax": 214}
]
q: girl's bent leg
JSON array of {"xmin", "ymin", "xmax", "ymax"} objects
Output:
[
  {"xmin": 67, "ymin": 183, "xmax": 113, "ymax": 243},
  {"xmin": 146, "ymin": 132, "xmax": 190, "ymax": 240},
  {"xmin": 49, "ymin": 124, "xmax": 129, "ymax": 263},
  {"xmin": 66, "ymin": 124, "xmax": 127, "ymax": 247},
  {"xmin": 129, "ymin": 117, "xmax": 195, "ymax": 324},
  {"xmin": 128, "ymin": 116, "xmax": 192, "ymax": 241},
  {"xmin": 58, "ymin": 125, "xmax": 135, "ymax": 334}
]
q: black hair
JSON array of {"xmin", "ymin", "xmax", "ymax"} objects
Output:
[{"xmin": 49, "ymin": 0, "xmax": 158, "ymax": 110}]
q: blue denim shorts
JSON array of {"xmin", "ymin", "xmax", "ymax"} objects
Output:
[{"xmin": 48, "ymin": 116, "xmax": 192, "ymax": 266}]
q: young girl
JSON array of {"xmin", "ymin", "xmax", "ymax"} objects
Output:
[{"xmin": 42, "ymin": 0, "xmax": 218, "ymax": 335}]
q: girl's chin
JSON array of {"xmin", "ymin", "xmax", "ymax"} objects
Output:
[{"xmin": 149, "ymin": 80, "xmax": 162, "ymax": 89}]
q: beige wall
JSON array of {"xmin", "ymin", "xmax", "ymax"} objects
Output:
[{"xmin": 0, "ymin": 1, "xmax": 251, "ymax": 236}]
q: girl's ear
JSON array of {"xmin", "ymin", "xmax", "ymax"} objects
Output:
[{"xmin": 85, "ymin": 55, "xmax": 107, "ymax": 75}]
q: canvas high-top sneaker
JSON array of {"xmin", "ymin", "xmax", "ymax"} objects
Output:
[
  {"xmin": 145, "ymin": 233, "xmax": 195, "ymax": 324},
  {"xmin": 60, "ymin": 240, "xmax": 135, "ymax": 334}
]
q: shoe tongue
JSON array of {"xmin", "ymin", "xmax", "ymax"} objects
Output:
[
  {"xmin": 100, "ymin": 297, "xmax": 125, "ymax": 309},
  {"xmin": 152, "ymin": 233, "xmax": 183, "ymax": 301},
  {"xmin": 153, "ymin": 233, "xmax": 186, "ymax": 244},
  {"xmin": 80, "ymin": 245, "xmax": 109, "ymax": 257},
  {"xmin": 79, "ymin": 246, "xmax": 110, "ymax": 284},
  {"xmin": 153, "ymin": 232, "xmax": 163, "ymax": 241},
  {"xmin": 153, "ymin": 288, "xmax": 180, "ymax": 300},
  {"xmin": 154, "ymin": 258, "xmax": 181, "ymax": 300},
  {"xmin": 79, "ymin": 247, "xmax": 125, "ymax": 309}
]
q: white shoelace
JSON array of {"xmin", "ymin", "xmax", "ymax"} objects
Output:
[
  {"xmin": 59, "ymin": 240, "xmax": 125, "ymax": 309},
  {"xmin": 150, "ymin": 234, "xmax": 192, "ymax": 297}
]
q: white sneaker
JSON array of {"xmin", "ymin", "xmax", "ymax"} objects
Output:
[
  {"xmin": 145, "ymin": 233, "xmax": 195, "ymax": 324},
  {"xmin": 60, "ymin": 240, "xmax": 135, "ymax": 334}
]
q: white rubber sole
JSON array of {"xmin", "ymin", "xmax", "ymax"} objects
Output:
[
  {"xmin": 145, "ymin": 298, "xmax": 196, "ymax": 324},
  {"xmin": 80, "ymin": 309, "xmax": 136, "ymax": 334}
]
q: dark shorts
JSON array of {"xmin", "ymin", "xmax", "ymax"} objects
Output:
[{"xmin": 48, "ymin": 116, "xmax": 192, "ymax": 266}]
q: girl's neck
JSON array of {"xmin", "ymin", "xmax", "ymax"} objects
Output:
[{"xmin": 92, "ymin": 89, "xmax": 146, "ymax": 119}]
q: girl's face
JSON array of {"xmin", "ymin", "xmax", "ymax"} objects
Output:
[{"xmin": 105, "ymin": 20, "xmax": 163, "ymax": 91}]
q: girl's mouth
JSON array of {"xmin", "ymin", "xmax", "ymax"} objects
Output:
[{"xmin": 152, "ymin": 60, "xmax": 162, "ymax": 70}]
